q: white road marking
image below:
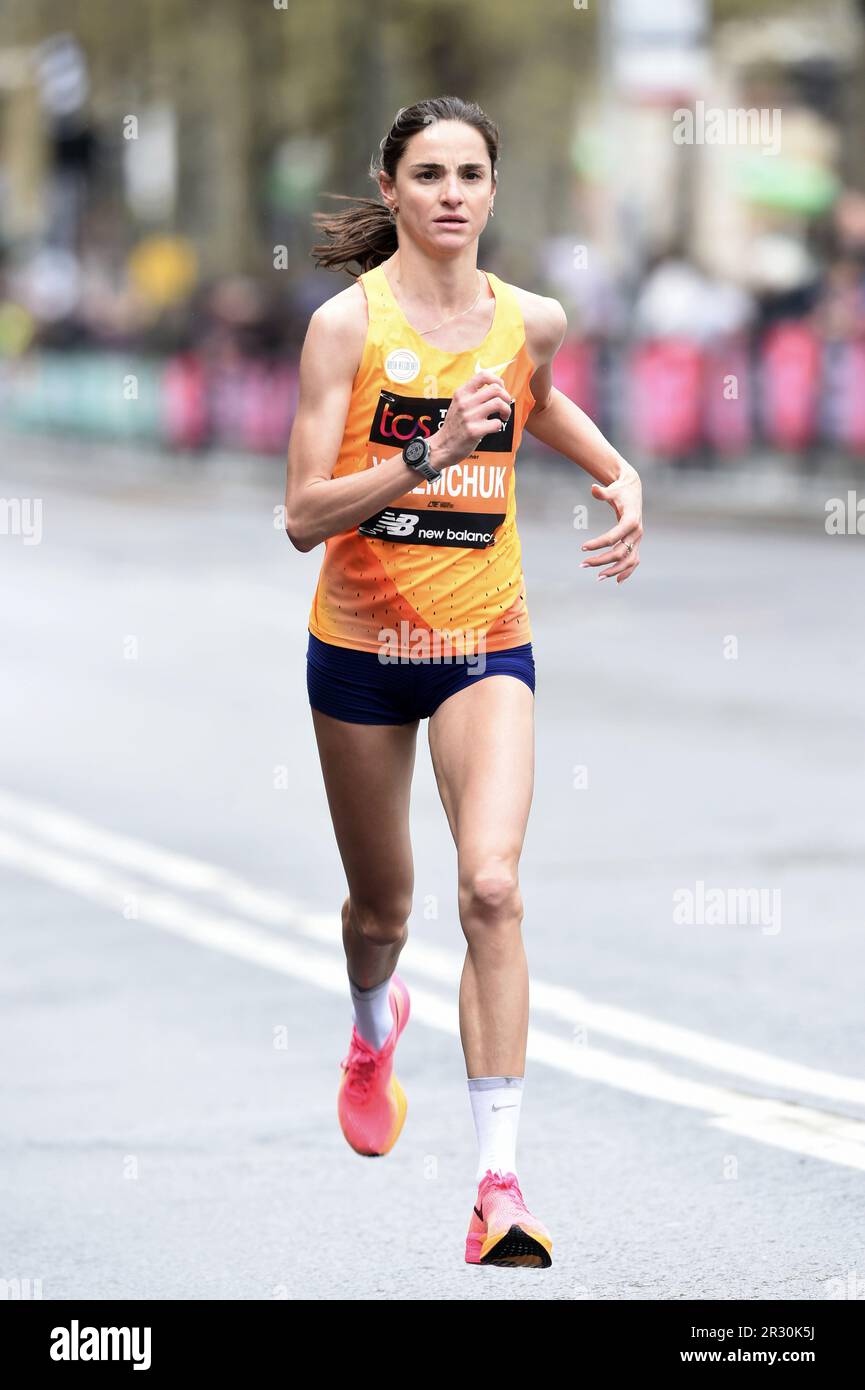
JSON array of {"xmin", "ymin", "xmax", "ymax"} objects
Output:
[
  {"xmin": 1, "ymin": 817, "xmax": 865, "ymax": 1173},
  {"xmin": 1, "ymin": 788, "xmax": 862, "ymax": 1109}
]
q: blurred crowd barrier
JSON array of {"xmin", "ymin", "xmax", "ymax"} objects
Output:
[
  {"xmin": 3, "ymin": 321, "xmax": 865, "ymax": 465},
  {"xmin": 558, "ymin": 325, "xmax": 865, "ymax": 463}
]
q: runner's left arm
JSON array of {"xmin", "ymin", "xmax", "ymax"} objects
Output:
[{"xmin": 523, "ymin": 298, "xmax": 643, "ymax": 582}]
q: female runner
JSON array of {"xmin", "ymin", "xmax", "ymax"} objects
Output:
[{"xmin": 283, "ymin": 96, "xmax": 643, "ymax": 1269}]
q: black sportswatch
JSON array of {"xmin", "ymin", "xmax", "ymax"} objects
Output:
[{"xmin": 402, "ymin": 436, "xmax": 442, "ymax": 482}]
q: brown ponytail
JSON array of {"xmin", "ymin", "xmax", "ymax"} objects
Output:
[
  {"xmin": 310, "ymin": 194, "xmax": 398, "ymax": 276},
  {"xmin": 310, "ymin": 95, "xmax": 500, "ymax": 277}
]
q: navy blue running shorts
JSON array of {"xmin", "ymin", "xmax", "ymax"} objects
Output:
[{"xmin": 306, "ymin": 631, "xmax": 535, "ymax": 725}]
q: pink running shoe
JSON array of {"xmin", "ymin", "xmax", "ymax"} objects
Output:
[
  {"xmin": 337, "ymin": 972, "xmax": 411, "ymax": 1156},
  {"xmin": 465, "ymin": 1169, "xmax": 553, "ymax": 1268}
]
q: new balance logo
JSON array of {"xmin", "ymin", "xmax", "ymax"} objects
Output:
[{"xmin": 373, "ymin": 511, "xmax": 419, "ymax": 537}]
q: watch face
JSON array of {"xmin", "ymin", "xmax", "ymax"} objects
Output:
[{"xmin": 404, "ymin": 438, "xmax": 426, "ymax": 464}]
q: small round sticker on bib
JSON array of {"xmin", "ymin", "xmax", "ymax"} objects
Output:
[{"xmin": 384, "ymin": 348, "xmax": 421, "ymax": 383}]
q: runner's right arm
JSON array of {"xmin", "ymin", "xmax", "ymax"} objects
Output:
[{"xmin": 283, "ymin": 295, "xmax": 512, "ymax": 552}]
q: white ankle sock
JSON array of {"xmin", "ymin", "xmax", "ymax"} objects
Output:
[
  {"xmin": 348, "ymin": 972, "xmax": 394, "ymax": 1051},
  {"xmin": 468, "ymin": 1075, "xmax": 524, "ymax": 1182}
]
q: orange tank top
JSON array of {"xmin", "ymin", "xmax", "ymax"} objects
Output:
[{"xmin": 307, "ymin": 263, "xmax": 536, "ymax": 657}]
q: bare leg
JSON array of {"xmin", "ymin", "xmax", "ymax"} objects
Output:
[
  {"xmin": 310, "ymin": 708, "xmax": 419, "ymax": 987},
  {"xmin": 427, "ymin": 676, "xmax": 535, "ymax": 1076}
]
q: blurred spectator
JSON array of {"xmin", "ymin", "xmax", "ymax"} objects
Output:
[
  {"xmin": 632, "ymin": 246, "xmax": 755, "ymax": 343},
  {"xmin": 813, "ymin": 256, "xmax": 865, "ymax": 340}
]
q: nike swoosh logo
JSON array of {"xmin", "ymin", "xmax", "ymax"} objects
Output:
[
  {"xmin": 474, "ymin": 1205, "xmax": 484, "ymax": 1222},
  {"xmin": 491, "ymin": 1103, "xmax": 518, "ymax": 1111},
  {"xmin": 475, "ymin": 354, "xmax": 517, "ymax": 375}
]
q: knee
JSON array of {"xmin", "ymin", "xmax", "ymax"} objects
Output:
[
  {"xmin": 343, "ymin": 892, "xmax": 411, "ymax": 947},
  {"xmin": 459, "ymin": 860, "xmax": 523, "ymax": 931}
]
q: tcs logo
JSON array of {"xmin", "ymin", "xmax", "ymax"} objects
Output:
[
  {"xmin": 378, "ymin": 401, "xmax": 442, "ymax": 444},
  {"xmin": 369, "ymin": 389, "xmax": 514, "ymax": 455}
]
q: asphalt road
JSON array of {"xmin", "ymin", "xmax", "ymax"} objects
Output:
[{"xmin": 2, "ymin": 438, "xmax": 864, "ymax": 1300}]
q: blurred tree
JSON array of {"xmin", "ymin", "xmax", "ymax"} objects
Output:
[{"xmin": 0, "ymin": 0, "xmax": 860, "ymax": 291}]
